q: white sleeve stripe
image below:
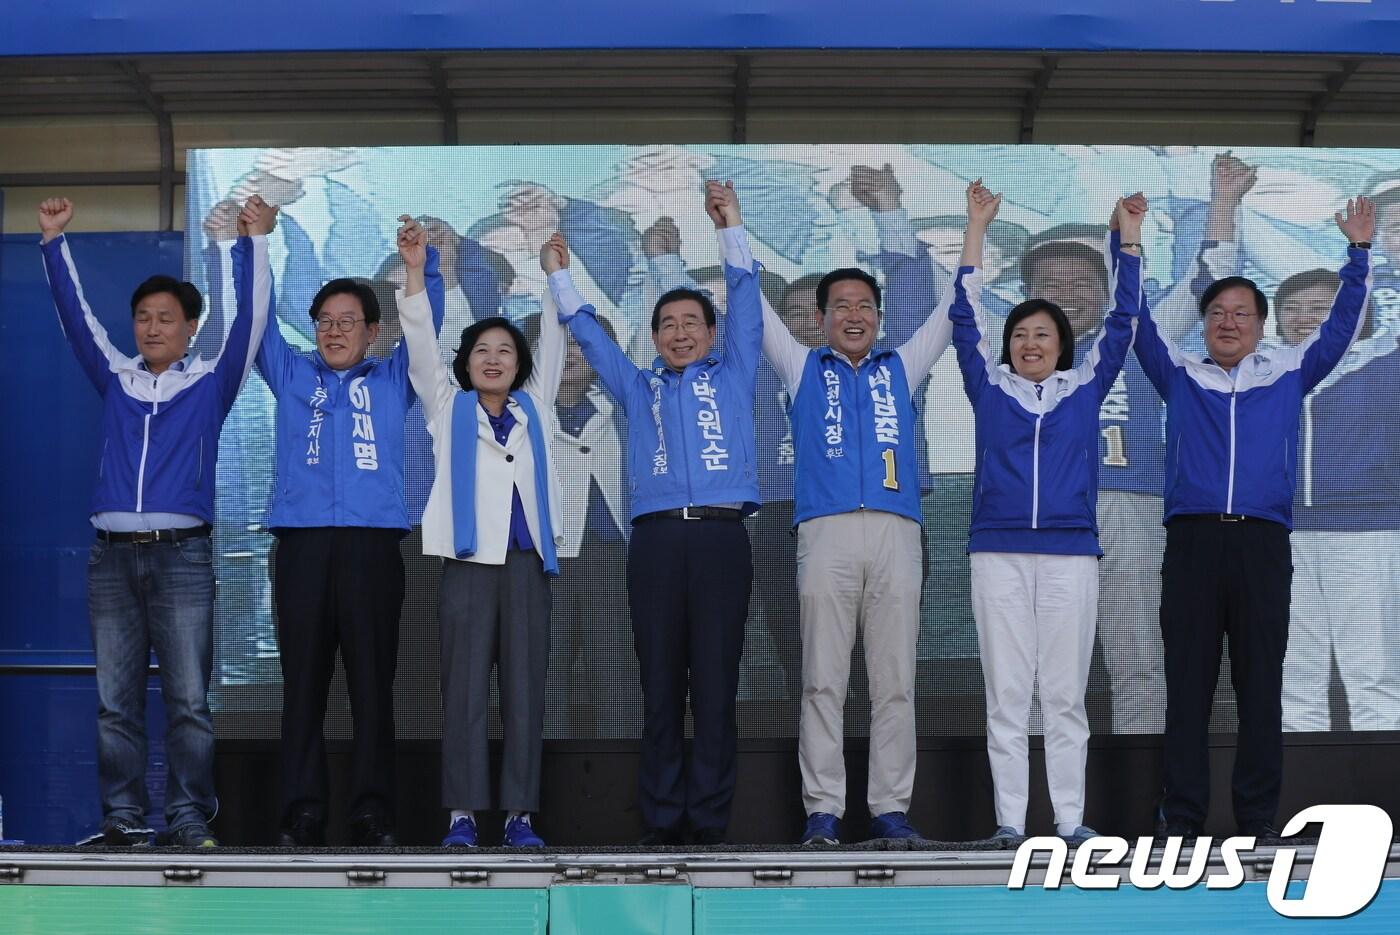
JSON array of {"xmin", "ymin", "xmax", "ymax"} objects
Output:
[{"xmin": 56, "ymin": 238, "xmax": 133, "ymax": 372}]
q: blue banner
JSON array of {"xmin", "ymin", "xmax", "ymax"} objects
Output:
[{"xmin": 4, "ymin": 1, "xmax": 1399, "ymax": 56}]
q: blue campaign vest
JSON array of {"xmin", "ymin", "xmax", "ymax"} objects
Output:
[{"xmin": 789, "ymin": 346, "xmax": 922, "ymax": 526}]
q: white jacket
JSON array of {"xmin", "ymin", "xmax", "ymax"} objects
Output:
[{"xmin": 398, "ymin": 286, "xmax": 566, "ymax": 564}]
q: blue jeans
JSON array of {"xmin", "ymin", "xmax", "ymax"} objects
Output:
[{"xmin": 88, "ymin": 535, "xmax": 218, "ymax": 830}]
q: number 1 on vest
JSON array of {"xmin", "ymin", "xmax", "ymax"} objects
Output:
[
  {"xmin": 1101, "ymin": 424, "xmax": 1128, "ymax": 467},
  {"xmin": 881, "ymin": 448, "xmax": 899, "ymax": 490}
]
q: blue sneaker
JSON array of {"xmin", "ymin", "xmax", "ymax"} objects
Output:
[
  {"xmin": 800, "ymin": 812, "xmax": 841, "ymax": 846},
  {"xmin": 503, "ymin": 814, "xmax": 545, "ymax": 848},
  {"xmin": 990, "ymin": 825, "xmax": 1026, "ymax": 847},
  {"xmin": 869, "ymin": 811, "xmax": 925, "ymax": 841},
  {"xmin": 443, "ymin": 815, "xmax": 478, "ymax": 848},
  {"xmin": 1060, "ymin": 825, "xmax": 1098, "ymax": 845}
]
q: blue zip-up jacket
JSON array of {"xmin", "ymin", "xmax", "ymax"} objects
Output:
[
  {"xmin": 1133, "ymin": 247, "xmax": 1372, "ymax": 528},
  {"xmin": 1295, "ymin": 335, "xmax": 1400, "ymax": 531},
  {"xmin": 550, "ymin": 226, "xmax": 763, "ymax": 519},
  {"xmin": 240, "ymin": 237, "xmax": 445, "ymax": 532},
  {"xmin": 760, "ymin": 251, "xmax": 955, "ymax": 528},
  {"xmin": 953, "ymin": 253, "xmax": 1142, "ymax": 555},
  {"xmin": 41, "ymin": 233, "xmax": 267, "ymax": 523}
]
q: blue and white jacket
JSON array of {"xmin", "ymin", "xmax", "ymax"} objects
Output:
[
  {"xmin": 1295, "ymin": 335, "xmax": 1400, "ymax": 532},
  {"xmin": 41, "ymin": 233, "xmax": 267, "ymax": 525},
  {"xmin": 1133, "ymin": 247, "xmax": 1373, "ymax": 528},
  {"xmin": 760, "ymin": 251, "xmax": 955, "ymax": 527},
  {"xmin": 551, "ymin": 226, "xmax": 764, "ymax": 520},
  {"xmin": 242, "ymin": 237, "xmax": 445, "ymax": 533},
  {"xmin": 952, "ymin": 253, "xmax": 1142, "ymax": 555}
]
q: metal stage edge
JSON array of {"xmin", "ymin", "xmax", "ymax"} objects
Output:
[{"xmin": 3, "ymin": 841, "xmax": 1394, "ymax": 890}]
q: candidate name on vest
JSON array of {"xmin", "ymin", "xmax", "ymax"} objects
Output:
[
  {"xmin": 450, "ymin": 389, "xmax": 559, "ymax": 576},
  {"xmin": 790, "ymin": 346, "xmax": 921, "ymax": 526}
]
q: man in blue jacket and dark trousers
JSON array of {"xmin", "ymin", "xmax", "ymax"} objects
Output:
[
  {"xmin": 234, "ymin": 200, "xmax": 444, "ymax": 846},
  {"xmin": 39, "ymin": 196, "xmax": 269, "ymax": 847},
  {"xmin": 1134, "ymin": 196, "xmax": 1375, "ymax": 838},
  {"xmin": 549, "ymin": 181, "xmax": 763, "ymax": 845}
]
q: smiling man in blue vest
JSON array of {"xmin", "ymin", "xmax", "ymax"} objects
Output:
[
  {"xmin": 548, "ymin": 181, "xmax": 763, "ymax": 846},
  {"xmin": 760, "ymin": 234, "xmax": 957, "ymax": 846}
]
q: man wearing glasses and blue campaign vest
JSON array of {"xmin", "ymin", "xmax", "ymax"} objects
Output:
[
  {"xmin": 548, "ymin": 181, "xmax": 763, "ymax": 846},
  {"xmin": 759, "ymin": 228, "xmax": 957, "ymax": 846}
]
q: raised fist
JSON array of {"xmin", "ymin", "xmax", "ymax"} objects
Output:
[{"xmin": 38, "ymin": 197, "xmax": 74, "ymax": 242}]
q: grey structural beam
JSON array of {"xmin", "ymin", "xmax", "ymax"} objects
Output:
[
  {"xmin": 1020, "ymin": 55, "xmax": 1058, "ymax": 144},
  {"xmin": 1301, "ymin": 58, "xmax": 1361, "ymax": 147},
  {"xmin": 121, "ymin": 60, "xmax": 176, "ymax": 230}
]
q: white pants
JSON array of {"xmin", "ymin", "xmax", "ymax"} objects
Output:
[
  {"xmin": 971, "ymin": 551, "xmax": 1098, "ymax": 829},
  {"xmin": 1283, "ymin": 530, "xmax": 1400, "ymax": 731},
  {"xmin": 1096, "ymin": 491, "xmax": 1167, "ymax": 733},
  {"xmin": 797, "ymin": 511, "xmax": 922, "ymax": 818}
]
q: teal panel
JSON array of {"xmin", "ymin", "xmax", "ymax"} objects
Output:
[
  {"xmin": 550, "ymin": 884, "xmax": 693, "ymax": 935},
  {"xmin": 695, "ymin": 880, "xmax": 1400, "ymax": 934},
  {"xmin": 0, "ymin": 886, "xmax": 548, "ymax": 935}
]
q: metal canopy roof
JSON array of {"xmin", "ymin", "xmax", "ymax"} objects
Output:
[{"xmin": 2, "ymin": 50, "xmax": 1397, "ymax": 145}]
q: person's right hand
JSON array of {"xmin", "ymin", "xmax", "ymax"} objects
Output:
[
  {"xmin": 966, "ymin": 179, "xmax": 1002, "ymax": 228},
  {"xmin": 38, "ymin": 197, "xmax": 74, "ymax": 243},
  {"xmin": 238, "ymin": 195, "xmax": 279, "ymax": 237},
  {"xmin": 1212, "ymin": 153, "xmax": 1258, "ymax": 204},
  {"xmin": 1116, "ymin": 193, "xmax": 1147, "ymax": 243},
  {"xmin": 540, "ymin": 231, "xmax": 570, "ymax": 274},
  {"xmin": 642, "ymin": 216, "xmax": 682, "ymax": 258}
]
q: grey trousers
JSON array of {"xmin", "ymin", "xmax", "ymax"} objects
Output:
[
  {"xmin": 439, "ymin": 551, "xmax": 552, "ymax": 812},
  {"xmin": 1096, "ymin": 490, "xmax": 1168, "ymax": 733}
]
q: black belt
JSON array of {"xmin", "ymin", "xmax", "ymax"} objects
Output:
[
  {"xmin": 97, "ymin": 524, "xmax": 212, "ymax": 544},
  {"xmin": 633, "ymin": 507, "xmax": 744, "ymax": 524},
  {"xmin": 1173, "ymin": 513, "xmax": 1266, "ymax": 524}
]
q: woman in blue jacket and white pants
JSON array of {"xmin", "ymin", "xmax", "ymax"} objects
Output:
[
  {"xmin": 950, "ymin": 182, "xmax": 1144, "ymax": 845},
  {"xmin": 398, "ymin": 219, "xmax": 566, "ymax": 849}
]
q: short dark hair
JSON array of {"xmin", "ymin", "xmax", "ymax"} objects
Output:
[
  {"xmin": 1200, "ymin": 276, "xmax": 1269, "ymax": 321},
  {"xmin": 651, "ymin": 287, "xmax": 716, "ymax": 333},
  {"xmin": 689, "ymin": 265, "xmax": 790, "ymax": 307},
  {"xmin": 130, "ymin": 276, "xmax": 202, "ymax": 321},
  {"xmin": 1020, "ymin": 241, "xmax": 1109, "ymax": 297},
  {"xmin": 1000, "ymin": 299, "xmax": 1075, "ymax": 373},
  {"xmin": 310, "ymin": 278, "xmax": 381, "ymax": 326},
  {"xmin": 453, "ymin": 316, "xmax": 533, "ymax": 392},
  {"xmin": 816, "ymin": 268, "xmax": 881, "ymax": 312}
]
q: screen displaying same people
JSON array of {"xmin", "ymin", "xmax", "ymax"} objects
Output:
[{"xmin": 185, "ymin": 144, "xmax": 1400, "ymax": 740}]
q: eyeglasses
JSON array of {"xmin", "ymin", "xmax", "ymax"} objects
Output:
[
  {"xmin": 315, "ymin": 317, "xmax": 366, "ymax": 333},
  {"xmin": 829, "ymin": 302, "xmax": 879, "ymax": 316},
  {"xmin": 1205, "ymin": 309, "xmax": 1258, "ymax": 324}
]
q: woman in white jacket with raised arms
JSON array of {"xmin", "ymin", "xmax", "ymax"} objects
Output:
[{"xmin": 397, "ymin": 217, "xmax": 566, "ymax": 849}]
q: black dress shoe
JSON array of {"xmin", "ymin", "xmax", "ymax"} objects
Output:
[
  {"xmin": 1236, "ymin": 820, "xmax": 1280, "ymax": 839},
  {"xmin": 638, "ymin": 827, "xmax": 685, "ymax": 846},
  {"xmin": 1161, "ymin": 819, "xmax": 1204, "ymax": 839},
  {"xmin": 349, "ymin": 814, "xmax": 398, "ymax": 847},
  {"xmin": 278, "ymin": 810, "xmax": 326, "ymax": 847},
  {"xmin": 690, "ymin": 827, "xmax": 727, "ymax": 846}
]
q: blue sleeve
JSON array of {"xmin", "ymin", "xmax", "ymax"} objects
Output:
[
  {"xmin": 1087, "ymin": 252, "xmax": 1142, "ymax": 401},
  {"xmin": 191, "ymin": 242, "xmax": 228, "ymax": 359},
  {"xmin": 719, "ymin": 258, "xmax": 764, "ymax": 380},
  {"xmin": 1300, "ymin": 248, "xmax": 1372, "ymax": 393},
  {"xmin": 390, "ymin": 245, "xmax": 446, "ymax": 398},
  {"xmin": 277, "ymin": 213, "xmax": 323, "ymax": 344},
  {"xmin": 560, "ymin": 196, "xmax": 641, "ymax": 306},
  {"xmin": 566, "ymin": 305, "xmax": 642, "ymax": 411},
  {"xmin": 213, "ymin": 235, "xmax": 266, "ymax": 410},
  {"xmin": 40, "ymin": 235, "xmax": 117, "ymax": 394},
  {"xmin": 876, "ymin": 249, "xmax": 938, "ymax": 347},
  {"xmin": 241, "ymin": 238, "xmax": 293, "ymax": 396},
  {"xmin": 949, "ymin": 266, "xmax": 990, "ymax": 404},
  {"xmin": 1130, "ymin": 303, "xmax": 1177, "ymax": 401},
  {"xmin": 457, "ymin": 237, "xmax": 503, "ymax": 320}
]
